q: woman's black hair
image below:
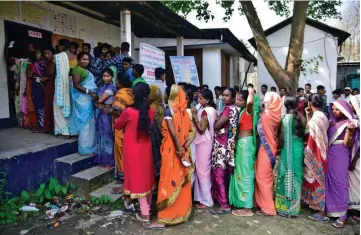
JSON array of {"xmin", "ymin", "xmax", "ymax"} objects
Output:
[
  {"xmin": 105, "ymin": 50, "xmax": 116, "ymax": 57},
  {"xmin": 186, "ymin": 89, "xmax": 193, "ymax": 108},
  {"xmin": 70, "ymin": 41, "xmax": 79, "ymax": 50},
  {"xmin": 239, "ymin": 90, "xmax": 249, "ymax": 101},
  {"xmin": 118, "ymin": 74, "xmax": 132, "ymax": 88},
  {"xmin": 308, "ymin": 93, "xmax": 323, "ymax": 108},
  {"xmin": 102, "ymin": 67, "xmax": 114, "ymax": 78},
  {"xmin": 224, "ymin": 87, "xmax": 237, "ymax": 98},
  {"xmin": 77, "ymin": 51, "xmax": 89, "ymax": 61},
  {"xmin": 41, "ymin": 45, "xmax": 55, "ymax": 55},
  {"xmin": 165, "ymin": 85, "xmax": 171, "ymax": 98},
  {"xmin": 200, "ymin": 89, "xmax": 216, "ymax": 109},
  {"xmin": 58, "ymin": 39, "xmax": 70, "ymax": 49},
  {"xmin": 133, "ymin": 82, "xmax": 151, "ymax": 136},
  {"xmin": 284, "ymin": 96, "xmax": 304, "ymax": 137},
  {"xmin": 93, "ymin": 46, "xmax": 101, "ymax": 58}
]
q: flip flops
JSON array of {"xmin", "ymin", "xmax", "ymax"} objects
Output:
[
  {"xmin": 256, "ymin": 210, "xmax": 274, "ymax": 216},
  {"xmin": 308, "ymin": 213, "xmax": 329, "ymax": 221},
  {"xmin": 143, "ymin": 222, "xmax": 166, "ymax": 230},
  {"xmin": 134, "ymin": 213, "xmax": 150, "ymax": 223},
  {"xmin": 332, "ymin": 219, "xmax": 346, "ymax": 228},
  {"xmin": 232, "ymin": 210, "xmax": 254, "ymax": 217}
]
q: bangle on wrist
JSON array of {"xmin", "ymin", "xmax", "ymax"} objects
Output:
[{"xmin": 86, "ymin": 89, "xmax": 89, "ymax": 94}]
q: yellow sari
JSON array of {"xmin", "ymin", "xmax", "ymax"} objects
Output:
[
  {"xmin": 112, "ymin": 88, "xmax": 133, "ymax": 172},
  {"xmin": 149, "ymin": 85, "xmax": 165, "ymax": 129}
]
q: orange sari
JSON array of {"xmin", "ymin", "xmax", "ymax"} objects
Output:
[
  {"xmin": 157, "ymin": 85, "xmax": 194, "ymax": 225},
  {"xmin": 112, "ymin": 88, "xmax": 133, "ymax": 172},
  {"xmin": 255, "ymin": 92, "xmax": 281, "ymax": 215}
]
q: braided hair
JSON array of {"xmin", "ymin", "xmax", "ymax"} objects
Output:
[
  {"xmin": 132, "ymin": 82, "xmax": 151, "ymax": 136},
  {"xmin": 284, "ymin": 96, "xmax": 304, "ymax": 137}
]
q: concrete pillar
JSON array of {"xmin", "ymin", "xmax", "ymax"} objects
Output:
[
  {"xmin": 176, "ymin": 36, "xmax": 184, "ymax": 56},
  {"xmin": 120, "ymin": 10, "xmax": 132, "ymax": 55}
]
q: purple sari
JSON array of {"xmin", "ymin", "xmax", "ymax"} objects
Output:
[
  {"xmin": 326, "ymin": 100, "xmax": 359, "ymax": 217},
  {"xmin": 95, "ymin": 83, "xmax": 117, "ymax": 166}
]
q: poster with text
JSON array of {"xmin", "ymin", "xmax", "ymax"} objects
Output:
[
  {"xmin": 139, "ymin": 43, "xmax": 165, "ymax": 82},
  {"xmin": 170, "ymin": 56, "xmax": 200, "ymax": 86}
]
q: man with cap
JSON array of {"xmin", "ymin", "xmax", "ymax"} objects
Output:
[{"xmin": 341, "ymin": 87, "xmax": 352, "ymax": 102}]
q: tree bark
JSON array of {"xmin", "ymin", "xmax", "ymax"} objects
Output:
[
  {"xmin": 284, "ymin": 1, "xmax": 309, "ymax": 92},
  {"xmin": 241, "ymin": 1, "xmax": 290, "ymax": 89}
]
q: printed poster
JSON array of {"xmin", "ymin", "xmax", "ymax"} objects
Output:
[
  {"xmin": 170, "ymin": 56, "xmax": 200, "ymax": 86},
  {"xmin": 139, "ymin": 43, "xmax": 165, "ymax": 82}
]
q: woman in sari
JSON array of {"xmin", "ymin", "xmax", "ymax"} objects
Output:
[
  {"xmin": 94, "ymin": 68, "xmax": 117, "ymax": 167},
  {"xmin": 191, "ymin": 89, "xmax": 217, "ymax": 209},
  {"xmin": 42, "ymin": 47, "xmax": 56, "ymax": 134},
  {"xmin": 229, "ymin": 88, "xmax": 259, "ymax": 216},
  {"xmin": 349, "ymin": 95, "xmax": 360, "ymax": 213},
  {"xmin": 148, "ymin": 85, "xmax": 165, "ymax": 179},
  {"xmin": 70, "ymin": 52, "xmax": 98, "ymax": 155},
  {"xmin": 211, "ymin": 87, "xmax": 238, "ymax": 215},
  {"xmin": 109, "ymin": 74, "xmax": 134, "ymax": 194},
  {"xmin": 326, "ymin": 99, "xmax": 359, "ymax": 228},
  {"xmin": 22, "ymin": 52, "xmax": 37, "ymax": 130},
  {"xmin": 30, "ymin": 50, "xmax": 47, "ymax": 132},
  {"xmin": 255, "ymin": 91, "xmax": 281, "ymax": 216},
  {"xmin": 114, "ymin": 82, "xmax": 155, "ymax": 222},
  {"xmin": 147, "ymin": 85, "xmax": 195, "ymax": 229},
  {"xmin": 275, "ymin": 96, "xmax": 305, "ymax": 217},
  {"xmin": 302, "ymin": 94, "xmax": 329, "ymax": 221}
]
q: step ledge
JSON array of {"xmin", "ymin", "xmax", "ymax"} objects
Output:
[
  {"xmin": 89, "ymin": 181, "xmax": 123, "ymax": 202},
  {"xmin": 55, "ymin": 153, "xmax": 94, "ymax": 165},
  {"xmin": 71, "ymin": 165, "xmax": 113, "ymax": 181}
]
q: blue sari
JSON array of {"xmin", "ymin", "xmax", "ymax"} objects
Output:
[
  {"xmin": 69, "ymin": 71, "xmax": 98, "ymax": 155},
  {"xmin": 95, "ymin": 83, "xmax": 117, "ymax": 166}
]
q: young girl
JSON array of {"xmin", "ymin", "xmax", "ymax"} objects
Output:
[{"xmin": 94, "ymin": 68, "xmax": 117, "ymax": 167}]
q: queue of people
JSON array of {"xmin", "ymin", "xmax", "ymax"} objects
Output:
[{"xmin": 5, "ymin": 39, "xmax": 360, "ymax": 230}]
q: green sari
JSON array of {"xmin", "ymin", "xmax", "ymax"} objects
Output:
[
  {"xmin": 228, "ymin": 96, "xmax": 260, "ymax": 208},
  {"xmin": 275, "ymin": 114, "xmax": 304, "ymax": 217}
]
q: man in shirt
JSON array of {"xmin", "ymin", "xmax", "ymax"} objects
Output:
[
  {"xmin": 154, "ymin": 67, "xmax": 167, "ymax": 96},
  {"xmin": 102, "ymin": 42, "xmax": 133, "ymax": 74},
  {"xmin": 304, "ymin": 83, "xmax": 312, "ymax": 101},
  {"xmin": 132, "ymin": 64, "xmax": 146, "ymax": 88},
  {"xmin": 214, "ymin": 86, "xmax": 224, "ymax": 114},
  {"xmin": 331, "ymin": 89, "xmax": 341, "ymax": 103},
  {"xmin": 271, "ymin": 86, "xmax": 277, "ymax": 92},
  {"xmin": 120, "ymin": 57, "xmax": 134, "ymax": 83},
  {"xmin": 296, "ymin": 87, "xmax": 305, "ymax": 117},
  {"xmin": 352, "ymin": 88, "xmax": 359, "ymax": 96},
  {"xmin": 279, "ymin": 88, "xmax": 286, "ymax": 98},
  {"xmin": 341, "ymin": 87, "xmax": 352, "ymax": 102}
]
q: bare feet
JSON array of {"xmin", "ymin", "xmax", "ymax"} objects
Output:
[
  {"xmin": 232, "ymin": 209, "xmax": 253, "ymax": 216},
  {"xmin": 195, "ymin": 203, "xmax": 209, "ymax": 209}
]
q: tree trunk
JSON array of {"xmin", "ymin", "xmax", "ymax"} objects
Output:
[
  {"xmin": 241, "ymin": 1, "xmax": 290, "ymax": 89},
  {"xmin": 284, "ymin": 1, "xmax": 309, "ymax": 92}
]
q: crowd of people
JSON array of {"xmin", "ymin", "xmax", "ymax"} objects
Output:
[{"xmin": 5, "ymin": 39, "xmax": 360, "ymax": 230}]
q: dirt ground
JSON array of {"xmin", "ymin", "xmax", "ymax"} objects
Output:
[{"xmin": 0, "ymin": 206, "xmax": 359, "ymax": 235}]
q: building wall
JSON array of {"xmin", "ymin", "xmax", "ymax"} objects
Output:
[
  {"xmin": 336, "ymin": 64, "xmax": 360, "ymax": 89},
  {"xmin": 0, "ymin": 1, "xmax": 121, "ymax": 120},
  {"xmin": 256, "ymin": 24, "xmax": 338, "ymax": 102},
  {"xmin": 202, "ymin": 48, "xmax": 221, "ymax": 91}
]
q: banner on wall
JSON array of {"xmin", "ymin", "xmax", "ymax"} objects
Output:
[
  {"xmin": 170, "ymin": 56, "xmax": 200, "ymax": 86},
  {"xmin": 139, "ymin": 43, "xmax": 165, "ymax": 82}
]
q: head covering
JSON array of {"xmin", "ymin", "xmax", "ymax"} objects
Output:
[
  {"xmin": 263, "ymin": 91, "xmax": 282, "ymax": 120},
  {"xmin": 344, "ymin": 87, "xmax": 351, "ymax": 91},
  {"xmin": 350, "ymin": 95, "xmax": 360, "ymax": 119},
  {"xmin": 331, "ymin": 99, "xmax": 359, "ymax": 161},
  {"xmin": 149, "ymin": 85, "xmax": 165, "ymax": 127}
]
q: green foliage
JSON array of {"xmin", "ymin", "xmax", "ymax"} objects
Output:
[
  {"xmin": 91, "ymin": 195, "xmax": 113, "ymax": 206},
  {"xmin": 300, "ymin": 55, "xmax": 324, "ymax": 76},
  {"xmin": 163, "ymin": 0, "xmax": 342, "ymax": 22}
]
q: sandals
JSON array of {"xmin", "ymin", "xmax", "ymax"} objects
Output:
[
  {"xmin": 134, "ymin": 213, "xmax": 150, "ymax": 222},
  {"xmin": 332, "ymin": 219, "xmax": 346, "ymax": 228},
  {"xmin": 308, "ymin": 213, "xmax": 329, "ymax": 222},
  {"xmin": 256, "ymin": 210, "xmax": 274, "ymax": 216},
  {"xmin": 143, "ymin": 222, "xmax": 165, "ymax": 230},
  {"xmin": 211, "ymin": 208, "xmax": 231, "ymax": 215},
  {"xmin": 195, "ymin": 203, "xmax": 210, "ymax": 209},
  {"xmin": 232, "ymin": 210, "xmax": 254, "ymax": 217}
]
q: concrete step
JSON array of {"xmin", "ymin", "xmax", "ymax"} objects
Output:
[
  {"xmin": 54, "ymin": 153, "xmax": 96, "ymax": 185},
  {"xmin": 90, "ymin": 181, "xmax": 123, "ymax": 202},
  {"xmin": 70, "ymin": 165, "xmax": 113, "ymax": 198}
]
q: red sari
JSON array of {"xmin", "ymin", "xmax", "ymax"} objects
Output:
[
  {"xmin": 43, "ymin": 61, "xmax": 55, "ymax": 133},
  {"xmin": 114, "ymin": 107, "xmax": 155, "ymax": 198}
]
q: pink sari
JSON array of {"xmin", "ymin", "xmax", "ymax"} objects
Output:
[{"xmin": 255, "ymin": 92, "xmax": 281, "ymax": 215}]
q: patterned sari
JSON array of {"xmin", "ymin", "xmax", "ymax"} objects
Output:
[
  {"xmin": 211, "ymin": 104, "xmax": 238, "ymax": 208},
  {"xmin": 275, "ymin": 114, "xmax": 304, "ymax": 217},
  {"xmin": 326, "ymin": 100, "xmax": 359, "ymax": 217},
  {"xmin": 157, "ymin": 85, "xmax": 194, "ymax": 225},
  {"xmin": 349, "ymin": 95, "xmax": 360, "ymax": 210},
  {"xmin": 255, "ymin": 92, "xmax": 281, "ymax": 215},
  {"xmin": 149, "ymin": 85, "xmax": 165, "ymax": 178},
  {"xmin": 69, "ymin": 71, "xmax": 98, "ymax": 154},
  {"xmin": 301, "ymin": 111, "xmax": 329, "ymax": 212},
  {"xmin": 31, "ymin": 60, "xmax": 47, "ymax": 130},
  {"xmin": 95, "ymin": 83, "xmax": 117, "ymax": 166},
  {"xmin": 112, "ymin": 88, "xmax": 133, "ymax": 173}
]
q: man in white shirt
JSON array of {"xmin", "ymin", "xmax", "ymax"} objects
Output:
[
  {"xmin": 331, "ymin": 89, "xmax": 341, "ymax": 103},
  {"xmin": 341, "ymin": 87, "xmax": 352, "ymax": 102}
]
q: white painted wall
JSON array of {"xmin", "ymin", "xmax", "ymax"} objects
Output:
[
  {"xmin": 256, "ymin": 24, "xmax": 338, "ymax": 102},
  {"xmin": 0, "ymin": 19, "xmax": 9, "ymax": 119},
  {"xmin": 230, "ymin": 56, "xmax": 239, "ymax": 88},
  {"xmin": 202, "ymin": 48, "xmax": 221, "ymax": 91}
]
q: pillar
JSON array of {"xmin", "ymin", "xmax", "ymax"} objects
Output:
[
  {"xmin": 120, "ymin": 10, "xmax": 132, "ymax": 55},
  {"xmin": 176, "ymin": 36, "xmax": 184, "ymax": 56}
]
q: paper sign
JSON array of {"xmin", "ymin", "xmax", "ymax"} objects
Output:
[
  {"xmin": 28, "ymin": 30, "xmax": 42, "ymax": 38},
  {"xmin": 139, "ymin": 43, "xmax": 165, "ymax": 82},
  {"xmin": 170, "ymin": 56, "xmax": 200, "ymax": 86}
]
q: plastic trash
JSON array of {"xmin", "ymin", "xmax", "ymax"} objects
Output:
[
  {"xmin": 60, "ymin": 205, "xmax": 69, "ymax": 212},
  {"xmin": 108, "ymin": 210, "xmax": 124, "ymax": 217},
  {"xmin": 124, "ymin": 200, "xmax": 135, "ymax": 212},
  {"xmin": 100, "ymin": 222, "xmax": 112, "ymax": 228},
  {"xmin": 19, "ymin": 206, "xmax": 39, "ymax": 212},
  {"xmin": 46, "ymin": 208, "xmax": 59, "ymax": 219}
]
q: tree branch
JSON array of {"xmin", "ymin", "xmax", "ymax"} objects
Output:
[{"xmin": 241, "ymin": 1, "xmax": 290, "ymax": 89}]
